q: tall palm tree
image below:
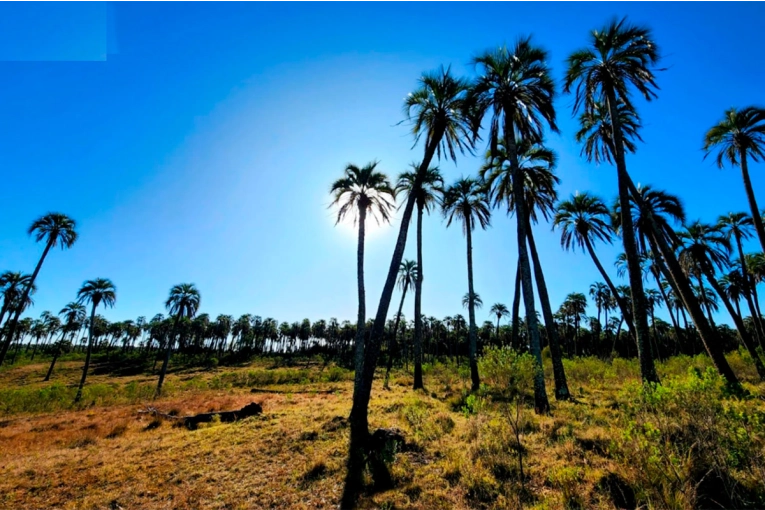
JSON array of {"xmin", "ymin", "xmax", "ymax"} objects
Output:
[
  {"xmin": 704, "ymin": 107, "xmax": 765, "ymax": 251},
  {"xmin": 0, "ymin": 272, "xmax": 34, "ymax": 330},
  {"xmin": 564, "ymin": 17, "xmax": 660, "ymax": 384},
  {"xmin": 442, "ymin": 178, "xmax": 491, "ymax": 391},
  {"xmin": 589, "ymin": 282, "xmax": 610, "ymax": 331},
  {"xmin": 73, "ymin": 279, "xmax": 116, "ymax": 402},
  {"xmin": 563, "ymin": 293, "xmax": 588, "ymax": 353},
  {"xmin": 157, "ymin": 283, "xmax": 200, "ymax": 396},
  {"xmin": 718, "ymin": 212, "xmax": 765, "ymax": 342},
  {"xmin": 469, "ymin": 37, "xmax": 558, "ymax": 413},
  {"xmin": 329, "ymin": 161, "xmax": 395, "ymax": 396},
  {"xmin": 618, "ymin": 186, "xmax": 741, "ymax": 387},
  {"xmin": 481, "ymin": 137, "xmax": 570, "ymax": 401},
  {"xmin": 554, "ymin": 193, "xmax": 636, "ymax": 341},
  {"xmin": 396, "ymin": 165, "xmax": 443, "ymax": 390},
  {"xmin": 383, "ymin": 260, "xmax": 418, "ymax": 389},
  {"xmin": 0, "ymin": 213, "xmax": 78, "ymax": 365},
  {"xmin": 489, "ymin": 303, "xmax": 509, "ymax": 342},
  {"xmin": 678, "ymin": 221, "xmax": 765, "ymax": 379},
  {"xmin": 344, "ymin": 67, "xmax": 474, "ymax": 507}
]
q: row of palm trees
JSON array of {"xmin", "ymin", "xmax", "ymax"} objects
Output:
[
  {"xmin": 337, "ymin": 17, "xmax": 765, "ymax": 505},
  {"xmin": 0, "ymin": 214, "xmax": 202, "ymax": 399}
]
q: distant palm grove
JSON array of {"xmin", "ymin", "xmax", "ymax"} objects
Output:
[{"xmin": 2, "ymin": 17, "xmax": 765, "ymax": 508}]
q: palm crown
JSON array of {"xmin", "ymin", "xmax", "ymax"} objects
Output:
[
  {"xmin": 29, "ymin": 213, "xmax": 78, "ymax": 250},
  {"xmin": 564, "ymin": 17, "xmax": 660, "ymax": 115},
  {"xmin": 166, "ymin": 283, "xmax": 201, "ymax": 319},
  {"xmin": 77, "ymin": 278, "xmax": 117, "ymax": 310},
  {"xmin": 469, "ymin": 37, "xmax": 558, "ymax": 150},
  {"xmin": 441, "ymin": 178, "xmax": 491, "ymax": 234},
  {"xmin": 612, "ymin": 185, "xmax": 686, "ymax": 253},
  {"xmin": 553, "ymin": 192, "xmax": 613, "ymax": 252},
  {"xmin": 329, "ymin": 162, "xmax": 395, "ymax": 226},
  {"xmin": 395, "ymin": 165, "xmax": 443, "ymax": 212},
  {"xmin": 403, "ymin": 66, "xmax": 474, "ymax": 162},
  {"xmin": 481, "ymin": 138, "xmax": 559, "ymax": 222},
  {"xmin": 397, "ymin": 260, "xmax": 418, "ymax": 292},
  {"xmin": 704, "ymin": 107, "xmax": 765, "ymax": 167},
  {"xmin": 575, "ymin": 99, "xmax": 643, "ymax": 164},
  {"xmin": 678, "ymin": 221, "xmax": 732, "ymax": 277},
  {"xmin": 1, "ymin": 272, "xmax": 36, "ymax": 308}
]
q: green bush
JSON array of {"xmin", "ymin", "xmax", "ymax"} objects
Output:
[{"xmin": 478, "ymin": 347, "xmax": 536, "ymax": 398}]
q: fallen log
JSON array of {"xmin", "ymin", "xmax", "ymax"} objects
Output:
[{"xmin": 138, "ymin": 402, "xmax": 263, "ymax": 430}]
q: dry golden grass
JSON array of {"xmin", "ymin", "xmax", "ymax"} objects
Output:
[{"xmin": 1, "ymin": 352, "xmax": 764, "ymax": 510}]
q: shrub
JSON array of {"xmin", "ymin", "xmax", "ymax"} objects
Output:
[{"xmin": 478, "ymin": 347, "xmax": 535, "ymax": 398}]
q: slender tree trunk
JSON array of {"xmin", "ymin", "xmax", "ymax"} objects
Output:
[
  {"xmin": 384, "ymin": 285, "xmax": 408, "ymax": 389},
  {"xmin": 352, "ymin": 205, "xmax": 367, "ymax": 398},
  {"xmin": 44, "ymin": 352, "xmax": 59, "ymax": 381},
  {"xmin": 740, "ymin": 153, "xmax": 765, "ymax": 252},
  {"xmin": 156, "ymin": 314, "xmax": 182, "ymax": 397},
  {"xmin": 631, "ymin": 178, "xmax": 741, "ymax": 388},
  {"xmin": 342, "ymin": 124, "xmax": 444, "ymax": 508},
  {"xmin": 0, "ymin": 300, "xmax": 9, "ymax": 329},
  {"xmin": 495, "ymin": 316, "xmax": 501, "ymax": 344},
  {"xmin": 506, "ymin": 119, "xmax": 549, "ymax": 414},
  {"xmin": 705, "ymin": 268, "xmax": 765, "ymax": 380},
  {"xmin": 74, "ymin": 302, "xmax": 98, "ymax": 403},
  {"xmin": 0, "ymin": 240, "xmax": 54, "ymax": 365},
  {"xmin": 583, "ymin": 237, "xmax": 636, "ymax": 339},
  {"xmin": 510, "ymin": 260, "xmax": 521, "ymax": 349},
  {"xmin": 736, "ymin": 234, "xmax": 765, "ymax": 345},
  {"xmin": 605, "ymin": 86, "xmax": 659, "ymax": 384},
  {"xmin": 413, "ymin": 202, "xmax": 425, "ymax": 390},
  {"xmin": 654, "ymin": 271, "xmax": 684, "ymax": 348},
  {"xmin": 465, "ymin": 217, "xmax": 480, "ymax": 392},
  {"xmin": 526, "ymin": 219, "xmax": 569, "ymax": 400}
]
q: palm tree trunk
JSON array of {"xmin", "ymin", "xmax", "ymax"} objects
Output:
[
  {"xmin": 605, "ymin": 86, "xmax": 659, "ymax": 385},
  {"xmin": 74, "ymin": 302, "xmax": 98, "ymax": 403},
  {"xmin": 629, "ymin": 178, "xmax": 741, "ymax": 388},
  {"xmin": 384, "ymin": 285, "xmax": 408, "ymax": 389},
  {"xmin": 413, "ymin": 202, "xmax": 425, "ymax": 390},
  {"xmin": 0, "ymin": 300, "xmax": 9, "ymax": 328},
  {"xmin": 44, "ymin": 352, "xmax": 59, "ymax": 381},
  {"xmin": 352, "ymin": 205, "xmax": 367, "ymax": 397},
  {"xmin": 342, "ymin": 124, "xmax": 444, "ymax": 509},
  {"xmin": 156, "ymin": 314, "xmax": 181, "ymax": 397},
  {"xmin": 526, "ymin": 218, "xmax": 569, "ymax": 400},
  {"xmin": 654, "ymin": 272, "xmax": 684, "ymax": 348},
  {"xmin": 0, "ymin": 240, "xmax": 54, "ymax": 365},
  {"xmin": 465, "ymin": 218, "xmax": 480, "ymax": 392},
  {"xmin": 735, "ymin": 234, "xmax": 765, "ymax": 345},
  {"xmin": 583, "ymin": 236, "xmax": 636, "ymax": 340},
  {"xmin": 705, "ymin": 268, "xmax": 765, "ymax": 380},
  {"xmin": 740, "ymin": 153, "xmax": 765, "ymax": 252},
  {"xmin": 510, "ymin": 260, "xmax": 521, "ymax": 349},
  {"xmin": 506, "ymin": 120, "xmax": 549, "ymax": 414}
]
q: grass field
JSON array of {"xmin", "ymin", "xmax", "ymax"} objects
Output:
[{"xmin": 1, "ymin": 350, "xmax": 764, "ymax": 509}]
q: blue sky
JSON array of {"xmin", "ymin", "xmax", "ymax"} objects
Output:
[{"xmin": 1, "ymin": 2, "xmax": 764, "ymax": 327}]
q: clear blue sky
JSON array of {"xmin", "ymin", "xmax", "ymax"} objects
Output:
[{"xmin": 1, "ymin": 2, "xmax": 764, "ymax": 327}]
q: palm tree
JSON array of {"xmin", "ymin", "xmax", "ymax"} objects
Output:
[
  {"xmin": 589, "ymin": 282, "xmax": 610, "ymax": 332},
  {"xmin": 678, "ymin": 221, "xmax": 765, "ymax": 379},
  {"xmin": 383, "ymin": 260, "xmax": 418, "ymax": 389},
  {"xmin": 157, "ymin": 283, "xmax": 200, "ymax": 396},
  {"xmin": 563, "ymin": 293, "xmax": 588, "ymax": 354},
  {"xmin": 344, "ymin": 67, "xmax": 474, "ymax": 507},
  {"xmin": 469, "ymin": 37, "xmax": 558, "ymax": 413},
  {"xmin": 718, "ymin": 212, "xmax": 765, "ymax": 342},
  {"xmin": 0, "ymin": 272, "xmax": 35, "ymax": 330},
  {"xmin": 489, "ymin": 303, "xmax": 509, "ymax": 342},
  {"xmin": 0, "ymin": 213, "xmax": 78, "ymax": 365},
  {"xmin": 704, "ymin": 107, "xmax": 765, "ymax": 251},
  {"xmin": 554, "ymin": 193, "xmax": 637, "ymax": 342},
  {"xmin": 619, "ymin": 185, "xmax": 741, "ymax": 386},
  {"xmin": 564, "ymin": 17, "xmax": 660, "ymax": 384},
  {"xmin": 329, "ymin": 161, "xmax": 395, "ymax": 396},
  {"xmin": 481, "ymin": 137, "xmax": 570, "ymax": 401},
  {"xmin": 442, "ymin": 178, "xmax": 491, "ymax": 391},
  {"xmin": 73, "ymin": 279, "xmax": 116, "ymax": 402},
  {"xmin": 396, "ymin": 165, "xmax": 443, "ymax": 390}
]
